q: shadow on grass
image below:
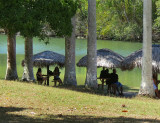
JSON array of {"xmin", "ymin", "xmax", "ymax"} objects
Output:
[
  {"xmin": 56, "ymin": 85, "xmax": 138, "ymax": 98},
  {"xmin": 0, "ymin": 106, "xmax": 159, "ymax": 123},
  {"xmin": 12, "ymin": 80, "xmax": 139, "ymax": 98}
]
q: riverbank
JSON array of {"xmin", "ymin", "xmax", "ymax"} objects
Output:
[
  {"xmin": 1, "ymin": 28, "xmax": 160, "ymax": 42},
  {"xmin": 0, "ymin": 80, "xmax": 160, "ymax": 122}
]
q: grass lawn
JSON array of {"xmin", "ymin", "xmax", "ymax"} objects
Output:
[{"xmin": 0, "ymin": 80, "xmax": 160, "ymax": 123}]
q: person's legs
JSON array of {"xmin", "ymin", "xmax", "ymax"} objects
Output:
[
  {"xmin": 101, "ymin": 79, "xmax": 105, "ymax": 90},
  {"xmin": 54, "ymin": 81, "xmax": 57, "ymax": 86},
  {"xmin": 116, "ymin": 82, "xmax": 123, "ymax": 96},
  {"xmin": 110, "ymin": 84, "xmax": 117, "ymax": 95},
  {"xmin": 43, "ymin": 77, "xmax": 47, "ymax": 85},
  {"xmin": 116, "ymin": 87, "xmax": 120, "ymax": 95},
  {"xmin": 120, "ymin": 86, "xmax": 123, "ymax": 95},
  {"xmin": 38, "ymin": 80, "xmax": 43, "ymax": 85},
  {"xmin": 107, "ymin": 84, "xmax": 111, "ymax": 93},
  {"xmin": 58, "ymin": 79, "xmax": 62, "ymax": 85}
]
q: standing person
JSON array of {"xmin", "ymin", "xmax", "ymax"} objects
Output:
[
  {"xmin": 53, "ymin": 67, "xmax": 62, "ymax": 86},
  {"xmin": 36, "ymin": 68, "xmax": 47, "ymax": 85},
  {"xmin": 110, "ymin": 69, "xmax": 123, "ymax": 96}
]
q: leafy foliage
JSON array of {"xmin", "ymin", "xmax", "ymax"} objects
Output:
[
  {"xmin": 77, "ymin": 0, "xmax": 159, "ymax": 41},
  {"xmin": 45, "ymin": 0, "xmax": 77, "ymax": 37},
  {"xmin": 0, "ymin": 0, "xmax": 77, "ymax": 38},
  {"xmin": 0, "ymin": 0, "xmax": 25, "ymax": 36}
]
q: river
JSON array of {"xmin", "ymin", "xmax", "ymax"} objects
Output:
[{"xmin": 0, "ymin": 34, "xmax": 143, "ymax": 91}]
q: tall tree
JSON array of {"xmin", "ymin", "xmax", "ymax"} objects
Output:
[
  {"xmin": 139, "ymin": 0, "xmax": 154, "ymax": 96},
  {"xmin": 5, "ymin": 34, "xmax": 18, "ymax": 80},
  {"xmin": 20, "ymin": 0, "xmax": 46, "ymax": 82},
  {"xmin": 64, "ymin": 16, "xmax": 77, "ymax": 86},
  {"xmin": 0, "ymin": 0, "xmax": 25, "ymax": 80},
  {"xmin": 85, "ymin": 0, "xmax": 97, "ymax": 89},
  {"xmin": 22, "ymin": 37, "xmax": 35, "ymax": 81}
]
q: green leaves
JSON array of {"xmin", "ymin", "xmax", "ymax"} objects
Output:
[
  {"xmin": 46, "ymin": 0, "xmax": 77, "ymax": 37},
  {"xmin": 0, "ymin": 0, "xmax": 77, "ymax": 38},
  {"xmin": 0, "ymin": 0, "xmax": 26, "ymax": 35}
]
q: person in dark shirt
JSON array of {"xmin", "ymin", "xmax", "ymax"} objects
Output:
[
  {"xmin": 36, "ymin": 68, "xmax": 47, "ymax": 85},
  {"xmin": 100, "ymin": 67, "xmax": 106, "ymax": 79},
  {"xmin": 99, "ymin": 67, "xmax": 110, "ymax": 90},
  {"xmin": 110, "ymin": 69, "xmax": 118, "ymax": 84},
  {"xmin": 109, "ymin": 69, "xmax": 123, "ymax": 96},
  {"xmin": 105, "ymin": 69, "xmax": 110, "ymax": 82}
]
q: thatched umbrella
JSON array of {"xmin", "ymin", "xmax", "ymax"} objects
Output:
[
  {"xmin": 33, "ymin": 50, "xmax": 65, "ymax": 68},
  {"xmin": 121, "ymin": 44, "xmax": 160, "ymax": 73},
  {"xmin": 22, "ymin": 51, "xmax": 65, "ymax": 85},
  {"xmin": 77, "ymin": 48, "xmax": 124, "ymax": 69}
]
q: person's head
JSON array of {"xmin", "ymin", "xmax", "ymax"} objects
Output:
[
  {"xmin": 103, "ymin": 67, "xmax": 105, "ymax": 70},
  {"xmin": 113, "ymin": 69, "xmax": 116, "ymax": 73},
  {"xmin": 106, "ymin": 69, "xmax": 109, "ymax": 73},
  {"xmin": 55, "ymin": 67, "xmax": 59, "ymax": 71},
  {"xmin": 37, "ymin": 68, "xmax": 41, "ymax": 73}
]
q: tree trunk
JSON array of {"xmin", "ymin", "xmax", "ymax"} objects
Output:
[
  {"xmin": 22, "ymin": 37, "xmax": 35, "ymax": 82},
  {"xmin": 64, "ymin": 16, "xmax": 77, "ymax": 86},
  {"xmin": 5, "ymin": 34, "xmax": 18, "ymax": 80},
  {"xmin": 139, "ymin": 0, "xmax": 155, "ymax": 96},
  {"xmin": 85, "ymin": 0, "xmax": 97, "ymax": 89}
]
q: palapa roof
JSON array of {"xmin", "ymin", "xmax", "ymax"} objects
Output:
[
  {"xmin": 121, "ymin": 44, "xmax": 160, "ymax": 73},
  {"xmin": 77, "ymin": 48, "xmax": 124, "ymax": 68},
  {"xmin": 33, "ymin": 51, "xmax": 65, "ymax": 67}
]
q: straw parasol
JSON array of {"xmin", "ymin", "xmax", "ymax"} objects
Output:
[
  {"xmin": 121, "ymin": 44, "xmax": 160, "ymax": 73},
  {"xmin": 22, "ymin": 51, "xmax": 65, "ymax": 85},
  {"xmin": 77, "ymin": 48, "xmax": 124, "ymax": 69},
  {"xmin": 33, "ymin": 50, "xmax": 65, "ymax": 68}
]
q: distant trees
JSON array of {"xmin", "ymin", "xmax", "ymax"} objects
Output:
[{"xmin": 76, "ymin": 0, "xmax": 160, "ymax": 42}]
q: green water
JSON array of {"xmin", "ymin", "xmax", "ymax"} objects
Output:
[{"xmin": 0, "ymin": 34, "xmax": 142, "ymax": 89}]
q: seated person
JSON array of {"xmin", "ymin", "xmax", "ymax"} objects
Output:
[
  {"xmin": 100, "ymin": 67, "xmax": 106, "ymax": 79},
  {"xmin": 109, "ymin": 69, "xmax": 123, "ymax": 96},
  {"xmin": 36, "ymin": 68, "xmax": 47, "ymax": 85},
  {"xmin": 99, "ymin": 68, "xmax": 110, "ymax": 89},
  {"xmin": 153, "ymin": 73, "xmax": 160, "ymax": 98},
  {"xmin": 53, "ymin": 67, "xmax": 62, "ymax": 86},
  {"xmin": 105, "ymin": 69, "xmax": 111, "ymax": 83}
]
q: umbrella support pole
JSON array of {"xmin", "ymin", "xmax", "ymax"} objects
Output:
[{"xmin": 47, "ymin": 65, "xmax": 49, "ymax": 86}]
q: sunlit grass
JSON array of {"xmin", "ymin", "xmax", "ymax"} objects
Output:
[{"xmin": 0, "ymin": 80, "xmax": 160, "ymax": 122}]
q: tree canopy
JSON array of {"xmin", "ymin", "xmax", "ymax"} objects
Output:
[
  {"xmin": 0, "ymin": 0, "xmax": 77, "ymax": 38},
  {"xmin": 0, "ymin": 0, "xmax": 25, "ymax": 35},
  {"xmin": 76, "ymin": 0, "xmax": 160, "ymax": 42}
]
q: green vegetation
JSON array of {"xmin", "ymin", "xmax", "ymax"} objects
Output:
[
  {"xmin": 77, "ymin": 0, "xmax": 160, "ymax": 42},
  {"xmin": 0, "ymin": 80, "xmax": 160, "ymax": 122}
]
